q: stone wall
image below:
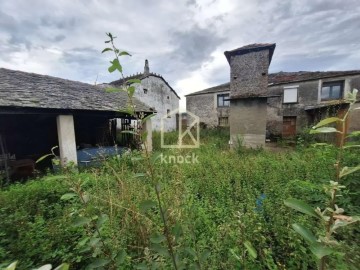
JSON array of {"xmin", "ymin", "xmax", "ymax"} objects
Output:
[
  {"xmin": 134, "ymin": 76, "xmax": 179, "ymax": 131},
  {"xmin": 266, "ymin": 75, "xmax": 360, "ymax": 137},
  {"xmin": 186, "ymin": 89, "xmax": 230, "ymax": 128},
  {"xmin": 229, "ymin": 50, "xmax": 270, "ymax": 98}
]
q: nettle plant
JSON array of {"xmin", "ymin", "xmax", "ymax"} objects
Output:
[
  {"xmin": 285, "ymin": 89, "xmax": 360, "ymax": 270},
  {"xmin": 59, "ymin": 33, "xmax": 209, "ymax": 269}
]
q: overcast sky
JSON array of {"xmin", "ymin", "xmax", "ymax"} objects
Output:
[{"xmin": 1, "ymin": 0, "xmax": 359, "ymax": 110}]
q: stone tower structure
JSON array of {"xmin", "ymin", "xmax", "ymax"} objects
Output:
[{"xmin": 224, "ymin": 43, "xmax": 276, "ymax": 148}]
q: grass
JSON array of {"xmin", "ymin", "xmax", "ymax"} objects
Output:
[{"xmin": 0, "ymin": 128, "xmax": 359, "ymax": 269}]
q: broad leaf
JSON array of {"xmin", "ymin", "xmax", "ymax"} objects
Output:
[
  {"xmin": 340, "ymin": 166, "xmax": 360, "ymax": 178},
  {"xmin": 139, "ymin": 200, "xmax": 157, "ymax": 213},
  {"xmin": 151, "ymin": 243, "xmax": 169, "ymax": 258},
  {"xmin": 310, "ymin": 127, "xmax": 340, "ymax": 134},
  {"xmin": 134, "ymin": 173, "xmax": 147, "ymax": 178},
  {"xmin": 309, "ymin": 243, "xmax": 335, "ymax": 259},
  {"xmin": 96, "ymin": 214, "xmax": 109, "ymax": 229},
  {"xmin": 121, "ymin": 130, "xmax": 138, "ymax": 135},
  {"xmin": 200, "ymin": 249, "xmax": 211, "ymax": 262},
  {"xmin": 127, "ymin": 79, "xmax": 141, "ymax": 84},
  {"xmin": 313, "ymin": 117, "xmax": 341, "ymax": 128},
  {"xmin": 347, "ymin": 131, "xmax": 360, "ymax": 138},
  {"xmin": 128, "ymin": 86, "xmax": 135, "ymax": 98},
  {"xmin": 292, "ymin": 223, "xmax": 317, "ymax": 243},
  {"xmin": 6, "ymin": 262, "xmax": 17, "ymax": 270},
  {"xmin": 101, "ymin": 48, "xmax": 113, "ymax": 53},
  {"xmin": 141, "ymin": 113, "xmax": 156, "ymax": 124},
  {"xmin": 60, "ymin": 193, "xmax": 77, "ymax": 201},
  {"xmin": 343, "ymin": 144, "xmax": 360, "ymax": 149},
  {"xmin": 185, "ymin": 247, "xmax": 197, "ymax": 258},
  {"xmin": 244, "ymin": 241, "xmax": 257, "ymax": 259},
  {"xmin": 43, "ymin": 175, "xmax": 67, "ymax": 181},
  {"xmin": 36, "ymin": 265, "xmax": 52, "ymax": 270},
  {"xmin": 72, "ymin": 216, "xmax": 91, "ymax": 227},
  {"xmin": 150, "ymin": 232, "xmax": 166, "ymax": 244},
  {"xmin": 115, "ymin": 249, "xmax": 127, "ymax": 265},
  {"xmin": 86, "ymin": 259, "xmax": 111, "ymax": 269},
  {"xmin": 108, "ymin": 59, "xmax": 122, "ymax": 73},
  {"xmin": 284, "ymin": 198, "xmax": 319, "ymax": 218},
  {"xmin": 105, "ymin": 87, "xmax": 122, "ymax": 93},
  {"xmin": 134, "ymin": 263, "xmax": 148, "ymax": 270},
  {"xmin": 119, "ymin": 51, "xmax": 131, "ymax": 56},
  {"xmin": 36, "ymin": 153, "xmax": 54, "ymax": 163},
  {"xmin": 331, "ymin": 216, "xmax": 360, "ymax": 232},
  {"xmin": 54, "ymin": 264, "xmax": 70, "ymax": 270}
]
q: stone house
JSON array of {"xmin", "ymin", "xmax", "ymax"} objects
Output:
[
  {"xmin": 0, "ymin": 68, "xmax": 153, "ymax": 181},
  {"xmin": 186, "ymin": 44, "xmax": 360, "ymax": 145},
  {"xmin": 108, "ymin": 60, "xmax": 180, "ymax": 132}
]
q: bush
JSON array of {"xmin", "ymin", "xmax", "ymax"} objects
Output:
[{"xmin": 0, "ymin": 129, "xmax": 358, "ymax": 269}]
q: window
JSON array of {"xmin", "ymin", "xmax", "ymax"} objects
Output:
[
  {"xmin": 143, "ymin": 88, "xmax": 148, "ymax": 94},
  {"xmin": 283, "ymin": 87, "xmax": 298, "ymax": 103},
  {"xmin": 321, "ymin": 81, "xmax": 344, "ymax": 101},
  {"xmin": 167, "ymin": 109, "xmax": 171, "ymax": 118},
  {"xmin": 167, "ymin": 96, "xmax": 169, "ymax": 99},
  {"xmin": 218, "ymin": 117, "xmax": 229, "ymax": 127},
  {"xmin": 217, "ymin": 94, "xmax": 230, "ymax": 107}
]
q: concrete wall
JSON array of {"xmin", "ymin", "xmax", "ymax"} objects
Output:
[
  {"xmin": 134, "ymin": 76, "xmax": 179, "ymax": 131},
  {"xmin": 230, "ymin": 98, "xmax": 267, "ymax": 147},
  {"xmin": 186, "ymin": 90, "xmax": 230, "ymax": 128},
  {"xmin": 229, "ymin": 50, "xmax": 270, "ymax": 98}
]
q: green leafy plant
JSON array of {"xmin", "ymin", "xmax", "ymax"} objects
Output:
[
  {"xmin": 285, "ymin": 89, "xmax": 360, "ymax": 269},
  {"xmin": 3, "ymin": 261, "xmax": 69, "ymax": 270}
]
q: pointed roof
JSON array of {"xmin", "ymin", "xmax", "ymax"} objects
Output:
[{"xmin": 224, "ymin": 43, "xmax": 276, "ymax": 64}]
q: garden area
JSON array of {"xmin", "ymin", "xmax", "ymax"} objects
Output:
[{"xmin": 0, "ymin": 128, "xmax": 359, "ymax": 269}]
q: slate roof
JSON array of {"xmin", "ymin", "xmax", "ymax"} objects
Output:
[
  {"xmin": 185, "ymin": 83, "xmax": 230, "ymax": 97},
  {"xmin": 110, "ymin": 72, "xmax": 181, "ymax": 99},
  {"xmin": 0, "ymin": 68, "xmax": 152, "ymax": 113},
  {"xmin": 186, "ymin": 70, "xmax": 360, "ymax": 97},
  {"xmin": 224, "ymin": 43, "xmax": 276, "ymax": 64},
  {"xmin": 268, "ymin": 70, "xmax": 360, "ymax": 85}
]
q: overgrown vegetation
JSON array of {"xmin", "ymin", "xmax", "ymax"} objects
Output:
[
  {"xmin": 1, "ymin": 128, "xmax": 359, "ymax": 269},
  {"xmin": 1, "ymin": 33, "xmax": 359, "ymax": 269}
]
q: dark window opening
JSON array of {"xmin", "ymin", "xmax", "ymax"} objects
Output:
[
  {"xmin": 167, "ymin": 109, "xmax": 171, "ymax": 118},
  {"xmin": 321, "ymin": 81, "xmax": 344, "ymax": 101},
  {"xmin": 218, "ymin": 117, "xmax": 229, "ymax": 127},
  {"xmin": 143, "ymin": 88, "xmax": 148, "ymax": 94},
  {"xmin": 167, "ymin": 96, "xmax": 169, "ymax": 99},
  {"xmin": 217, "ymin": 94, "xmax": 230, "ymax": 107}
]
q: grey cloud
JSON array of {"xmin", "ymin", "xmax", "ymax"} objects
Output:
[
  {"xmin": 271, "ymin": 52, "xmax": 350, "ymax": 72},
  {"xmin": 165, "ymin": 24, "xmax": 226, "ymax": 73},
  {"xmin": 53, "ymin": 34, "xmax": 66, "ymax": 42},
  {"xmin": 40, "ymin": 17, "xmax": 77, "ymax": 30}
]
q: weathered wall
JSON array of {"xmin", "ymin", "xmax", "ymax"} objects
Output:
[
  {"xmin": 228, "ymin": 48, "xmax": 271, "ymax": 147},
  {"xmin": 186, "ymin": 91, "xmax": 230, "ymax": 128},
  {"xmin": 267, "ymin": 75, "xmax": 360, "ymax": 137},
  {"xmin": 229, "ymin": 50, "xmax": 270, "ymax": 98},
  {"xmin": 134, "ymin": 76, "xmax": 179, "ymax": 131},
  {"xmin": 230, "ymin": 98, "xmax": 267, "ymax": 147},
  {"xmin": 349, "ymin": 103, "xmax": 360, "ymax": 133}
]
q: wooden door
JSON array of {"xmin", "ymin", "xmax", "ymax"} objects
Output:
[{"xmin": 283, "ymin": 116, "xmax": 296, "ymax": 137}]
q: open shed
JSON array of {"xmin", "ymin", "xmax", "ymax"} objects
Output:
[{"xmin": 0, "ymin": 68, "xmax": 153, "ymax": 181}]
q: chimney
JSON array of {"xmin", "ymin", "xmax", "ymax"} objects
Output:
[{"xmin": 144, "ymin": 59, "xmax": 150, "ymax": 75}]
